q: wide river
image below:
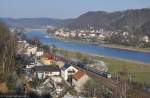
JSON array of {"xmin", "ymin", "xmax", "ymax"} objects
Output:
[{"xmin": 24, "ymin": 31, "xmax": 150, "ymax": 64}]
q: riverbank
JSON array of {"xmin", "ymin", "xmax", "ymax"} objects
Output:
[
  {"xmin": 58, "ymin": 48, "xmax": 150, "ymax": 86},
  {"xmin": 49, "ymin": 35, "xmax": 98, "ymax": 45},
  {"xmin": 48, "ymin": 34, "xmax": 150, "ymax": 53},
  {"xmin": 101, "ymin": 44, "xmax": 150, "ymax": 53}
]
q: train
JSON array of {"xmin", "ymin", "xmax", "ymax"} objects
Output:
[
  {"xmin": 74, "ymin": 61, "xmax": 111, "ymax": 78},
  {"xmin": 84, "ymin": 64, "xmax": 112, "ymax": 78},
  {"xmin": 59, "ymin": 56, "xmax": 112, "ymax": 79}
]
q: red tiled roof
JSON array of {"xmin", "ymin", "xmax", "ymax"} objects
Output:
[
  {"xmin": 42, "ymin": 53, "xmax": 54, "ymax": 60},
  {"xmin": 73, "ymin": 70, "xmax": 87, "ymax": 81}
]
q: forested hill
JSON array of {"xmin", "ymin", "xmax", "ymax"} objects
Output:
[
  {"xmin": 135, "ymin": 21, "xmax": 150, "ymax": 37},
  {"xmin": 67, "ymin": 8, "xmax": 150, "ymax": 32},
  {"xmin": 1, "ymin": 8, "xmax": 150, "ymax": 35}
]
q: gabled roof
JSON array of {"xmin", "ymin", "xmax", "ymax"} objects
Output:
[
  {"xmin": 62, "ymin": 63, "xmax": 77, "ymax": 71},
  {"xmin": 73, "ymin": 70, "xmax": 87, "ymax": 81},
  {"xmin": 63, "ymin": 64, "xmax": 71, "ymax": 69}
]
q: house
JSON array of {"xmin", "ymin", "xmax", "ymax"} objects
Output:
[
  {"xmin": 98, "ymin": 34, "xmax": 105, "ymax": 40},
  {"xmin": 26, "ymin": 45, "xmax": 37, "ymax": 56},
  {"xmin": 42, "ymin": 77, "xmax": 64, "ymax": 94},
  {"xmin": 89, "ymin": 33, "xmax": 96, "ymax": 37},
  {"xmin": 61, "ymin": 64, "xmax": 78, "ymax": 81},
  {"xmin": 33, "ymin": 65, "xmax": 60, "ymax": 79},
  {"xmin": 17, "ymin": 40, "xmax": 29, "ymax": 54},
  {"xmin": 40, "ymin": 53, "xmax": 55, "ymax": 65},
  {"xmin": 36, "ymin": 49, "xmax": 44, "ymax": 57},
  {"xmin": 56, "ymin": 61, "xmax": 65, "ymax": 68},
  {"xmin": 55, "ymin": 83, "xmax": 64, "ymax": 94},
  {"xmin": 26, "ymin": 61, "xmax": 45, "ymax": 69},
  {"xmin": 50, "ymin": 76, "xmax": 64, "ymax": 94},
  {"xmin": 26, "ymin": 62, "xmax": 35, "ymax": 69},
  {"xmin": 36, "ymin": 78, "xmax": 55, "ymax": 95},
  {"xmin": 72, "ymin": 70, "xmax": 90, "ymax": 92},
  {"xmin": 17, "ymin": 40, "xmax": 29, "ymax": 49},
  {"xmin": 70, "ymin": 32, "xmax": 76, "ymax": 38},
  {"xmin": 25, "ymin": 58, "xmax": 36, "ymax": 69},
  {"xmin": 78, "ymin": 32, "xmax": 87, "ymax": 37},
  {"xmin": 142, "ymin": 36, "xmax": 149, "ymax": 43}
]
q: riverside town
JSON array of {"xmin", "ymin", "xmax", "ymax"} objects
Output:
[{"xmin": 0, "ymin": 0, "xmax": 150, "ymax": 98}]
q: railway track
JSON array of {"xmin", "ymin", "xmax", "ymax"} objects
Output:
[
  {"xmin": 54, "ymin": 55, "xmax": 119, "ymax": 88},
  {"xmin": 76, "ymin": 65, "xmax": 118, "ymax": 88}
]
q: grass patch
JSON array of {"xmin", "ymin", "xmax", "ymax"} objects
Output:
[{"xmin": 96, "ymin": 56, "xmax": 150, "ymax": 86}]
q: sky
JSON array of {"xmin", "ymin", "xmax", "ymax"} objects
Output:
[{"xmin": 0, "ymin": 0, "xmax": 150, "ymax": 19}]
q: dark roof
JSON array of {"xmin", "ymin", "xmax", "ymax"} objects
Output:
[
  {"xmin": 62, "ymin": 64, "xmax": 71, "ymax": 70},
  {"xmin": 33, "ymin": 65, "xmax": 60, "ymax": 72}
]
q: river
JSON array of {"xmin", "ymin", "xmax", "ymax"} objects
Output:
[{"xmin": 24, "ymin": 31, "xmax": 150, "ymax": 64}]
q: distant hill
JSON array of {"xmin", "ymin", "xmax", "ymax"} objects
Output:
[
  {"xmin": 1, "ymin": 18, "xmax": 73, "ymax": 28},
  {"xmin": 67, "ymin": 8, "xmax": 150, "ymax": 32},
  {"xmin": 135, "ymin": 21, "xmax": 150, "ymax": 37},
  {"xmin": 1, "ymin": 8, "xmax": 150, "ymax": 34}
]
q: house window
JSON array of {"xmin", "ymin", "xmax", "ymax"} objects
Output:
[{"xmin": 68, "ymin": 69, "xmax": 75, "ymax": 74}]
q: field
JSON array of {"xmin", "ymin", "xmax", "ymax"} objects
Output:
[{"xmin": 95, "ymin": 56, "xmax": 150, "ymax": 86}]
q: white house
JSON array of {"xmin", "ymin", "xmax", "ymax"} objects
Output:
[
  {"xmin": 63, "ymin": 32, "xmax": 70, "ymax": 38},
  {"xmin": 70, "ymin": 32, "xmax": 76, "ymax": 38},
  {"xmin": 26, "ymin": 45, "xmax": 37, "ymax": 56},
  {"xmin": 142, "ymin": 36, "xmax": 149, "ymax": 43},
  {"xmin": 26, "ymin": 62, "xmax": 35, "ymax": 69},
  {"xmin": 98, "ymin": 34, "xmax": 105, "ymax": 40},
  {"xmin": 36, "ymin": 51, "xmax": 44, "ymax": 57},
  {"xmin": 89, "ymin": 33, "xmax": 96, "ymax": 37},
  {"xmin": 78, "ymin": 32, "xmax": 87, "ymax": 37},
  {"xmin": 56, "ymin": 61, "xmax": 65, "ymax": 68},
  {"xmin": 34, "ymin": 65, "xmax": 60, "ymax": 79},
  {"xmin": 72, "ymin": 70, "xmax": 90, "ymax": 92},
  {"xmin": 61, "ymin": 64, "xmax": 78, "ymax": 80}
]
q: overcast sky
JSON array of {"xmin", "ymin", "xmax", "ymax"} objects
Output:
[{"xmin": 0, "ymin": 0, "xmax": 150, "ymax": 19}]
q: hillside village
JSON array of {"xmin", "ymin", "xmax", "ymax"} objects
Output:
[{"xmin": 16, "ymin": 37, "xmax": 111, "ymax": 98}]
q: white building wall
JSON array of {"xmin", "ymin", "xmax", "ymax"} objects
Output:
[
  {"xmin": 61, "ymin": 66, "xmax": 78, "ymax": 80},
  {"xmin": 27, "ymin": 47, "xmax": 37, "ymax": 55},
  {"xmin": 36, "ymin": 51, "xmax": 44, "ymax": 57}
]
